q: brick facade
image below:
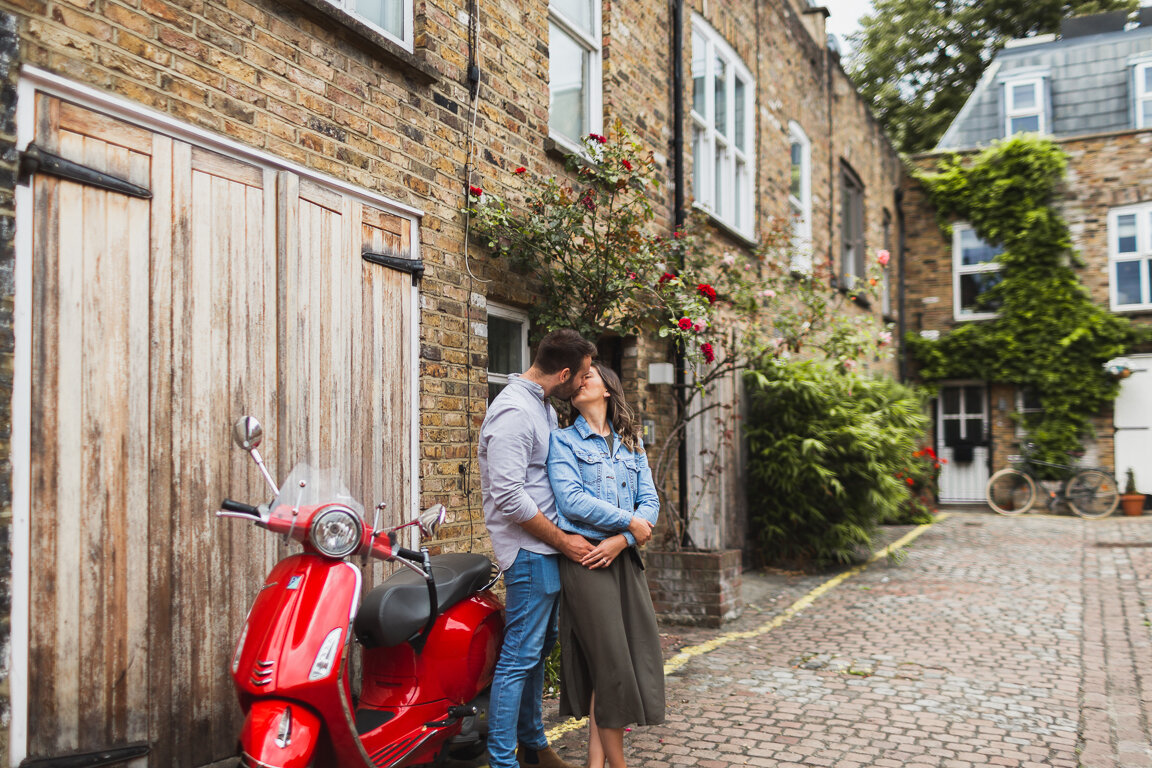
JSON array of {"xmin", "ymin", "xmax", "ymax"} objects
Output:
[
  {"xmin": 0, "ymin": 0, "xmax": 904, "ymax": 758},
  {"xmin": 904, "ymin": 129, "xmax": 1152, "ymax": 481}
]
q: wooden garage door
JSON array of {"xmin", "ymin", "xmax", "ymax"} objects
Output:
[{"xmin": 26, "ymin": 94, "xmax": 415, "ymax": 766}]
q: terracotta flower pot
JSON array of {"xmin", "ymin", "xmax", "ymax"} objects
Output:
[{"xmin": 1121, "ymin": 494, "xmax": 1145, "ymax": 516}]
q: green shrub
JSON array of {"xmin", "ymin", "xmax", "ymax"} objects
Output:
[{"xmin": 745, "ymin": 359, "xmax": 930, "ymax": 570}]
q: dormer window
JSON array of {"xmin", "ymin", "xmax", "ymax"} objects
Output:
[
  {"xmin": 1005, "ymin": 77, "xmax": 1045, "ymax": 136},
  {"xmin": 1136, "ymin": 62, "xmax": 1152, "ymax": 129}
]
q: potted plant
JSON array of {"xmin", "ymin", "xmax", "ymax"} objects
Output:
[{"xmin": 1121, "ymin": 467, "xmax": 1145, "ymax": 516}]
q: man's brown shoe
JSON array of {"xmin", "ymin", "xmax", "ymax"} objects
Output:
[{"xmin": 517, "ymin": 744, "xmax": 580, "ymax": 768}]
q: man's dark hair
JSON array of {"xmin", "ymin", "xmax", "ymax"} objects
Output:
[{"xmin": 533, "ymin": 329, "xmax": 596, "ymax": 375}]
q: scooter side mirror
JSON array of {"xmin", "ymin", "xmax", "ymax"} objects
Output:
[
  {"xmin": 233, "ymin": 416, "xmax": 264, "ymax": 452},
  {"xmin": 417, "ymin": 504, "xmax": 447, "ymax": 539}
]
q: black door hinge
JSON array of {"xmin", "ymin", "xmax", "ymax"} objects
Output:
[{"xmin": 18, "ymin": 143, "xmax": 152, "ymax": 199}]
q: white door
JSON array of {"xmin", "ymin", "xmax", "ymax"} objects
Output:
[
  {"xmin": 936, "ymin": 382, "xmax": 990, "ymax": 502},
  {"xmin": 1114, "ymin": 354, "xmax": 1152, "ymax": 494}
]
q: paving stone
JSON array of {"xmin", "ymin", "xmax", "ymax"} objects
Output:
[{"xmin": 540, "ymin": 512, "xmax": 1152, "ymax": 767}]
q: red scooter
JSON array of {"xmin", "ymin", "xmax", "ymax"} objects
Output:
[{"xmin": 217, "ymin": 416, "xmax": 504, "ymax": 768}]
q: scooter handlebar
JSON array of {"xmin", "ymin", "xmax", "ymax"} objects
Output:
[{"xmin": 220, "ymin": 499, "xmax": 261, "ymax": 517}]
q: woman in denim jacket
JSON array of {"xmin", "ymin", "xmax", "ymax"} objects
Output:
[{"xmin": 547, "ymin": 362, "xmax": 664, "ymax": 768}]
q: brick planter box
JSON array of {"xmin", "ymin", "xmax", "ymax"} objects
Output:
[{"xmin": 645, "ymin": 548, "xmax": 743, "ymax": 627}]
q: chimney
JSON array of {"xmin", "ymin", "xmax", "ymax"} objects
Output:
[{"xmin": 1061, "ymin": 10, "xmax": 1128, "ymax": 38}]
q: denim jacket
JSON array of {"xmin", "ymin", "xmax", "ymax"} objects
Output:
[{"xmin": 547, "ymin": 415, "xmax": 660, "ymax": 546}]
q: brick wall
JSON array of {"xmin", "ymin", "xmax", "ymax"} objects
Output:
[{"xmin": 905, "ymin": 129, "xmax": 1152, "ymax": 477}]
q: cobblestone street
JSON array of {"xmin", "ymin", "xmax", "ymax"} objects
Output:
[{"xmin": 543, "ymin": 511, "xmax": 1152, "ymax": 768}]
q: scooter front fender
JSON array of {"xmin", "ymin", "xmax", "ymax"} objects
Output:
[{"xmin": 240, "ymin": 698, "xmax": 322, "ymax": 768}]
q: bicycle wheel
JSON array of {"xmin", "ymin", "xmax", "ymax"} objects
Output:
[
  {"xmin": 1067, "ymin": 469, "xmax": 1119, "ymax": 519},
  {"xmin": 986, "ymin": 468, "xmax": 1037, "ymax": 515}
]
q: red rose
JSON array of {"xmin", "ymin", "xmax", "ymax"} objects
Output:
[
  {"xmin": 628, "ymin": 271, "xmax": 639, "ymax": 280},
  {"xmin": 658, "ymin": 272, "xmax": 675, "ymax": 285},
  {"xmin": 622, "ymin": 159, "xmax": 633, "ymax": 171},
  {"xmin": 673, "ymin": 231, "xmax": 684, "ymax": 239},
  {"xmin": 514, "ymin": 166, "xmax": 526, "ymax": 174},
  {"xmin": 469, "ymin": 185, "xmax": 484, "ymax": 197},
  {"xmin": 702, "ymin": 342, "xmax": 715, "ymax": 363},
  {"xmin": 697, "ymin": 283, "xmax": 717, "ymax": 303},
  {"xmin": 905, "ymin": 477, "xmax": 915, "ymax": 486},
  {"xmin": 580, "ymin": 191, "xmax": 596, "ymax": 211},
  {"xmin": 588, "ymin": 133, "xmax": 607, "ymax": 144},
  {"xmin": 678, "ymin": 317, "xmax": 692, "ymax": 330}
]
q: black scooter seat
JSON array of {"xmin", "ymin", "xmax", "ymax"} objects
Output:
[{"xmin": 354, "ymin": 553, "xmax": 495, "ymax": 648}]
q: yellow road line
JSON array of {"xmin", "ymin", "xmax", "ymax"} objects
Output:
[{"xmin": 544, "ymin": 514, "xmax": 949, "ymax": 742}]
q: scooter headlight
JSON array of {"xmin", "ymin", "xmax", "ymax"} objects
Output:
[
  {"xmin": 309, "ymin": 505, "xmax": 362, "ymax": 558},
  {"xmin": 309, "ymin": 627, "xmax": 344, "ymax": 680}
]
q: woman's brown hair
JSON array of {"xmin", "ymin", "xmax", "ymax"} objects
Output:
[{"xmin": 594, "ymin": 362, "xmax": 643, "ymax": 454}]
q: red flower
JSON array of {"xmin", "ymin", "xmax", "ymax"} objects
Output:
[
  {"xmin": 702, "ymin": 342, "xmax": 715, "ymax": 363},
  {"xmin": 469, "ymin": 185, "xmax": 484, "ymax": 197},
  {"xmin": 697, "ymin": 283, "xmax": 717, "ymax": 303},
  {"xmin": 627, "ymin": 271, "xmax": 639, "ymax": 280},
  {"xmin": 673, "ymin": 231, "xmax": 684, "ymax": 239},
  {"xmin": 905, "ymin": 477, "xmax": 915, "ymax": 486},
  {"xmin": 514, "ymin": 166, "xmax": 527, "ymax": 174},
  {"xmin": 587, "ymin": 133, "xmax": 607, "ymax": 144},
  {"xmin": 658, "ymin": 272, "xmax": 676, "ymax": 286},
  {"xmin": 622, "ymin": 159, "xmax": 633, "ymax": 171},
  {"xmin": 580, "ymin": 191, "xmax": 596, "ymax": 211},
  {"xmin": 678, "ymin": 317, "xmax": 693, "ymax": 330}
]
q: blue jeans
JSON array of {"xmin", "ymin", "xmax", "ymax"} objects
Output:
[{"xmin": 488, "ymin": 549, "xmax": 561, "ymax": 768}]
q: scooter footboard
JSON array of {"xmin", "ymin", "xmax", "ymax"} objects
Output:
[{"xmin": 240, "ymin": 699, "xmax": 322, "ymax": 768}]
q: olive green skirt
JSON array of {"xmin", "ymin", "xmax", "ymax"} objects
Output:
[{"xmin": 557, "ymin": 548, "xmax": 666, "ymax": 729}]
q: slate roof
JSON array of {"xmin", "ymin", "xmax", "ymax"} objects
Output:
[{"xmin": 936, "ymin": 24, "xmax": 1152, "ymax": 150}]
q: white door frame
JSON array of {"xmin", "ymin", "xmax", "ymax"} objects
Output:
[{"xmin": 935, "ymin": 380, "xmax": 991, "ymax": 503}]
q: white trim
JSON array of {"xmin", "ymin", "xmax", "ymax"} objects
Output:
[
  {"xmin": 547, "ymin": 1, "xmax": 603, "ymax": 148},
  {"xmin": 9, "ymin": 74, "xmax": 35, "ymax": 768},
  {"xmin": 1003, "ymin": 75, "xmax": 1046, "ymax": 136},
  {"xmin": 689, "ymin": 13, "xmax": 755, "ymax": 238},
  {"xmin": 19, "ymin": 66, "xmax": 425, "ymax": 222},
  {"xmin": 1136, "ymin": 62, "xmax": 1152, "ymax": 130},
  {"xmin": 331, "ymin": 0, "xmax": 413, "ymax": 52},
  {"xmin": 485, "ymin": 303, "xmax": 530, "ymax": 393},
  {"xmin": 1108, "ymin": 202, "xmax": 1152, "ymax": 311},
  {"xmin": 952, "ymin": 223, "xmax": 1003, "ymax": 321}
]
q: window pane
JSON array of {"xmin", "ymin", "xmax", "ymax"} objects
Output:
[
  {"xmin": 488, "ymin": 382, "xmax": 505, "ymax": 404},
  {"xmin": 488, "ymin": 315, "xmax": 523, "ymax": 375},
  {"xmin": 1143, "ymin": 66, "xmax": 1152, "ymax": 94},
  {"xmin": 714, "ymin": 56, "xmax": 727, "ymax": 137},
  {"xmin": 1012, "ymin": 82, "xmax": 1037, "ymax": 110},
  {"xmin": 789, "ymin": 142, "xmax": 802, "ymax": 200},
  {"xmin": 1117, "ymin": 213, "xmax": 1138, "ymax": 253},
  {"xmin": 355, "ymin": 0, "xmax": 403, "ymax": 37},
  {"xmin": 943, "ymin": 419, "xmax": 961, "ymax": 445},
  {"xmin": 692, "ymin": 126, "xmax": 706, "ymax": 206},
  {"xmin": 714, "ymin": 142, "xmax": 725, "ymax": 215},
  {"xmin": 734, "ymin": 77, "xmax": 746, "ymax": 149},
  {"xmin": 964, "ymin": 386, "xmax": 983, "ymax": 415},
  {"xmin": 1021, "ymin": 387, "xmax": 1042, "ymax": 411},
  {"xmin": 1116, "ymin": 259, "xmax": 1143, "ymax": 305},
  {"xmin": 942, "ymin": 387, "xmax": 960, "ymax": 415},
  {"xmin": 960, "ymin": 272, "xmax": 1004, "ymax": 313},
  {"xmin": 959, "ymin": 228, "xmax": 1002, "ymax": 266},
  {"xmin": 734, "ymin": 159, "xmax": 745, "ymax": 231},
  {"xmin": 551, "ymin": 0, "xmax": 593, "ymax": 35},
  {"xmin": 692, "ymin": 35, "xmax": 706, "ymax": 115},
  {"xmin": 1010, "ymin": 115, "xmax": 1040, "ymax": 134},
  {"xmin": 1143, "ymin": 100, "xmax": 1152, "ymax": 128},
  {"xmin": 964, "ymin": 418, "xmax": 984, "ymax": 442},
  {"xmin": 549, "ymin": 24, "xmax": 587, "ymax": 143}
]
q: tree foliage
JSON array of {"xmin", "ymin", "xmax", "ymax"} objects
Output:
[
  {"xmin": 908, "ymin": 136, "xmax": 1146, "ymax": 470},
  {"xmin": 847, "ymin": 0, "xmax": 1137, "ymax": 153}
]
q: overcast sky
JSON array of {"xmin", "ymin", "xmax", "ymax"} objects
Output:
[{"xmin": 823, "ymin": 0, "xmax": 874, "ymax": 54}]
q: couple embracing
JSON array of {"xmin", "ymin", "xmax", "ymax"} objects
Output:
[{"xmin": 478, "ymin": 329, "xmax": 666, "ymax": 768}]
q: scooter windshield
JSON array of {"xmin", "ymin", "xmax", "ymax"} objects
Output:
[{"xmin": 271, "ymin": 462, "xmax": 366, "ymax": 520}]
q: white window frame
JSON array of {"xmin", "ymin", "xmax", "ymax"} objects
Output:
[
  {"xmin": 953, "ymin": 223, "xmax": 1003, "ymax": 321},
  {"xmin": 548, "ymin": 1, "xmax": 603, "ymax": 155},
  {"xmin": 486, "ymin": 303, "xmax": 530, "ymax": 398},
  {"xmin": 1004, "ymin": 76, "xmax": 1045, "ymax": 137},
  {"xmin": 326, "ymin": 0, "xmax": 413, "ymax": 51},
  {"xmin": 690, "ymin": 14, "xmax": 755, "ymax": 238},
  {"xmin": 1109, "ymin": 202, "xmax": 1152, "ymax": 311},
  {"xmin": 1136, "ymin": 62, "xmax": 1152, "ymax": 129},
  {"xmin": 788, "ymin": 121, "xmax": 812, "ymax": 272}
]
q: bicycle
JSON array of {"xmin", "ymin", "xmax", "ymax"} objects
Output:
[{"xmin": 985, "ymin": 444, "xmax": 1119, "ymax": 519}]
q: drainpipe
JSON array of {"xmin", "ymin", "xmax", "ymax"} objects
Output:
[
  {"xmin": 671, "ymin": 0, "xmax": 688, "ymax": 545},
  {"xmin": 896, "ymin": 186, "xmax": 907, "ymax": 381}
]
